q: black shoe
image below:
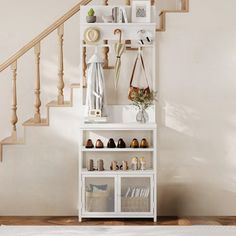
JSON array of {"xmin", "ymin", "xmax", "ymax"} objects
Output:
[
  {"xmin": 117, "ymin": 138, "xmax": 126, "ymax": 148},
  {"xmin": 107, "ymin": 138, "xmax": 116, "ymax": 148}
]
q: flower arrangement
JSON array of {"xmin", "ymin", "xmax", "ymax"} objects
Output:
[
  {"xmin": 130, "ymin": 89, "xmax": 157, "ymax": 123},
  {"xmin": 130, "ymin": 89, "xmax": 157, "ymax": 110}
]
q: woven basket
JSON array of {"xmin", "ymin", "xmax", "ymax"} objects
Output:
[{"xmin": 86, "ymin": 191, "xmax": 109, "ymax": 212}]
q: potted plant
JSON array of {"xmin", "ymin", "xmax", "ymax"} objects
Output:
[
  {"xmin": 86, "ymin": 8, "xmax": 96, "ymax": 23},
  {"xmin": 130, "ymin": 89, "xmax": 157, "ymax": 123}
]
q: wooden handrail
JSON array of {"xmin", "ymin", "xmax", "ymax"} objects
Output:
[{"xmin": 0, "ymin": 0, "xmax": 92, "ymax": 72}]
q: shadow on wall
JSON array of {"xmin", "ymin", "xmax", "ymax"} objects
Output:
[{"xmin": 157, "ymin": 101, "xmax": 236, "ymax": 216}]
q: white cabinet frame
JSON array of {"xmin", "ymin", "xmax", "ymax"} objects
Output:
[{"xmin": 81, "ymin": 174, "xmax": 154, "ymax": 219}]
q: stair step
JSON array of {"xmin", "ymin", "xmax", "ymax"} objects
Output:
[
  {"xmin": 0, "ymin": 137, "xmax": 24, "ymax": 162},
  {"xmin": 46, "ymin": 101, "xmax": 72, "ymax": 107},
  {"xmin": 1, "ymin": 136, "xmax": 24, "ymax": 145},
  {"xmin": 70, "ymin": 83, "xmax": 80, "ymax": 88},
  {"xmin": 159, "ymin": 10, "xmax": 188, "ymax": 16},
  {"xmin": 23, "ymin": 118, "xmax": 49, "ymax": 127}
]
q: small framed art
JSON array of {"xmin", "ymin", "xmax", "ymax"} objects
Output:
[{"xmin": 132, "ymin": 0, "xmax": 151, "ymax": 23}]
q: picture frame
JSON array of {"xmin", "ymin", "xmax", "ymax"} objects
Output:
[{"xmin": 132, "ymin": 0, "xmax": 151, "ymax": 23}]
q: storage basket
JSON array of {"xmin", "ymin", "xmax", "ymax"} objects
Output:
[
  {"xmin": 121, "ymin": 197, "xmax": 150, "ymax": 212},
  {"xmin": 86, "ymin": 191, "xmax": 110, "ymax": 212}
]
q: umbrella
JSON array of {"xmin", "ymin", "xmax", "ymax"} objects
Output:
[
  {"xmin": 114, "ymin": 29, "xmax": 125, "ymax": 89},
  {"xmin": 85, "ymin": 48, "xmax": 106, "ymax": 117}
]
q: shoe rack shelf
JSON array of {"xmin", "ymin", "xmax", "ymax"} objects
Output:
[
  {"xmin": 78, "ymin": 5, "xmax": 157, "ymax": 222},
  {"xmin": 81, "ymin": 147, "xmax": 155, "ymax": 152},
  {"xmin": 81, "ymin": 169, "xmax": 155, "ymax": 175},
  {"xmin": 80, "ymin": 123, "xmax": 157, "ymax": 130}
]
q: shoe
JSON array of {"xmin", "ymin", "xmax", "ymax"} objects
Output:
[
  {"xmin": 85, "ymin": 139, "xmax": 94, "ymax": 148},
  {"xmin": 96, "ymin": 139, "xmax": 104, "ymax": 148},
  {"xmin": 107, "ymin": 138, "xmax": 116, "ymax": 148},
  {"xmin": 130, "ymin": 138, "xmax": 139, "ymax": 148},
  {"xmin": 140, "ymin": 138, "xmax": 149, "ymax": 148},
  {"xmin": 117, "ymin": 138, "xmax": 126, "ymax": 148}
]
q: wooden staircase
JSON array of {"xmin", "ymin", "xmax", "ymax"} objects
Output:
[{"xmin": 0, "ymin": 0, "xmax": 189, "ymax": 162}]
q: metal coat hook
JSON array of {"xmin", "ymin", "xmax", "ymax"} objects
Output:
[{"xmin": 114, "ymin": 29, "xmax": 122, "ymax": 43}]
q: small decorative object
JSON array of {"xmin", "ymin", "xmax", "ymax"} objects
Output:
[
  {"xmin": 120, "ymin": 160, "xmax": 129, "ymax": 171},
  {"xmin": 117, "ymin": 138, "xmax": 126, "ymax": 148},
  {"xmin": 112, "ymin": 7, "xmax": 123, "ymax": 23},
  {"xmin": 87, "ymin": 159, "xmax": 94, "ymax": 171},
  {"xmin": 140, "ymin": 157, "xmax": 146, "ymax": 171},
  {"xmin": 86, "ymin": 139, "xmax": 94, "ymax": 148},
  {"xmin": 130, "ymin": 138, "xmax": 139, "ymax": 148},
  {"xmin": 131, "ymin": 157, "xmax": 138, "ymax": 170},
  {"xmin": 84, "ymin": 27, "xmax": 100, "ymax": 44},
  {"xmin": 140, "ymin": 138, "xmax": 149, "ymax": 148},
  {"xmin": 89, "ymin": 109, "xmax": 102, "ymax": 118},
  {"xmin": 121, "ymin": 7, "xmax": 128, "ymax": 23},
  {"xmin": 86, "ymin": 8, "xmax": 96, "ymax": 23},
  {"xmin": 102, "ymin": 15, "xmax": 113, "ymax": 23},
  {"xmin": 96, "ymin": 139, "xmax": 104, "ymax": 148},
  {"xmin": 132, "ymin": 0, "xmax": 151, "ymax": 23},
  {"xmin": 107, "ymin": 138, "xmax": 116, "ymax": 148},
  {"xmin": 97, "ymin": 159, "xmax": 104, "ymax": 171},
  {"xmin": 110, "ymin": 161, "xmax": 119, "ymax": 171}
]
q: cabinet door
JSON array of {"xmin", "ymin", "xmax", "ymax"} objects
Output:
[
  {"xmin": 82, "ymin": 176, "xmax": 116, "ymax": 213},
  {"xmin": 119, "ymin": 176, "xmax": 153, "ymax": 213}
]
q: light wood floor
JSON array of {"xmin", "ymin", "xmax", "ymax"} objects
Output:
[{"xmin": 0, "ymin": 217, "xmax": 236, "ymax": 225}]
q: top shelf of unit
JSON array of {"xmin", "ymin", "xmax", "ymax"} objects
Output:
[
  {"xmin": 81, "ymin": 23, "xmax": 157, "ymax": 27},
  {"xmin": 80, "ymin": 123, "xmax": 157, "ymax": 131}
]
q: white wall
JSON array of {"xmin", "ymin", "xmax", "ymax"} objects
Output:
[
  {"xmin": 158, "ymin": 0, "xmax": 236, "ymax": 215},
  {"xmin": 1, "ymin": 0, "xmax": 236, "ymax": 216}
]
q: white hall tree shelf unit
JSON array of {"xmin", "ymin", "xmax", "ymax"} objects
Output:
[{"xmin": 78, "ymin": 5, "xmax": 157, "ymax": 222}]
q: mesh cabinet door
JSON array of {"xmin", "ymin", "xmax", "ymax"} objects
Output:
[
  {"xmin": 84, "ymin": 177, "xmax": 115, "ymax": 213},
  {"xmin": 120, "ymin": 176, "xmax": 152, "ymax": 213}
]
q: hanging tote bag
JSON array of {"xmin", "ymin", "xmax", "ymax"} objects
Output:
[{"xmin": 128, "ymin": 52, "xmax": 151, "ymax": 101}]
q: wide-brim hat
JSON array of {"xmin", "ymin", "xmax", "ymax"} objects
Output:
[{"xmin": 84, "ymin": 27, "xmax": 101, "ymax": 44}]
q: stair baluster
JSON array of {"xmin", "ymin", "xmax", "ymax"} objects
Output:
[
  {"xmin": 57, "ymin": 24, "xmax": 65, "ymax": 105},
  {"xmin": 10, "ymin": 62, "xmax": 18, "ymax": 141},
  {"xmin": 34, "ymin": 43, "xmax": 42, "ymax": 123}
]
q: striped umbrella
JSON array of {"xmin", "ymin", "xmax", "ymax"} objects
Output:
[{"xmin": 114, "ymin": 29, "xmax": 125, "ymax": 89}]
